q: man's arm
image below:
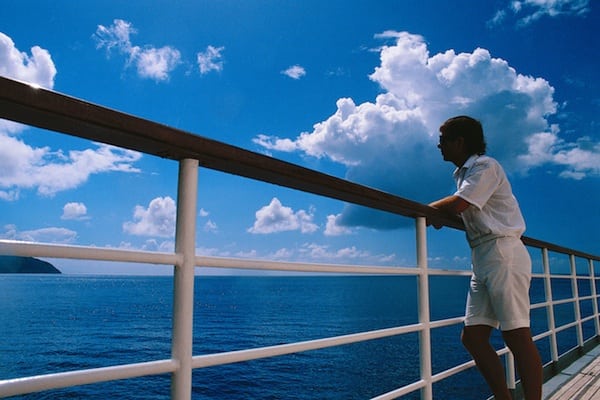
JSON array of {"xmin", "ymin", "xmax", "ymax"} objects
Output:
[
  {"xmin": 427, "ymin": 195, "xmax": 471, "ymax": 229},
  {"xmin": 429, "ymin": 195, "xmax": 471, "ymax": 214}
]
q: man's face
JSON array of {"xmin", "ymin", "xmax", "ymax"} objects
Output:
[{"xmin": 437, "ymin": 133, "xmax": 464, "ymax": 164}]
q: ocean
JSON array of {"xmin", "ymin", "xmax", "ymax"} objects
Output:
[{"xmin": 0, "ymin": 274, "xmax": 592, "ymax": 399}]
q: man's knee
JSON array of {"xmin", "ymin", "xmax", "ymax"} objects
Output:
[
  {"xmin": 461, "ymin": 325, "xmax": 493, "ymax": 352},
  {"xmin": 502, "ymin": 327, "xmax": 536, "ymax": 356}
]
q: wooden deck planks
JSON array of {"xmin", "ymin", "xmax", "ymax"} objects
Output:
[{"xmin": 547, "ymin": 356, "xmax": 600, "ymax": 399}]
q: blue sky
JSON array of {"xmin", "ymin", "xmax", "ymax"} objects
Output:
[{"xmin": 0, "ymin": 0, "xmax": 598, "ymax": 275}]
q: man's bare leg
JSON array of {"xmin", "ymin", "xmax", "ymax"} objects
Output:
[
  {"xmin": 502, "ymin": 327, "xmax": 542, "ymax": 400},
  {"xmin": 462, "ymin": 325, "xmax": 512, "ymax": 400}
]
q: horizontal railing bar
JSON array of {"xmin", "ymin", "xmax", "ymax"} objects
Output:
[
  {"xmin": 196, "ymin": 255, "xmax": 420, "ymax": 275},
  {"xmin": 577, "ymin": 294, "xmax": 596, "ymax": 302},
  {"xmin": 552, "ymin": 298, "xmax": 579, "ymax": 307},
  {"xmin": 431, "ymin": 359, "xmax": 476, "ymax": 383},
  {"xmin": 192, "ymin": 323, "xmax": 425, "ymax": 369},
  {"xmin": 0, "ymin": 359, "xmax": 177, "ymax": 398},
  {"xmin": 370, "ymin": 379, "xmax": 426, "ymax": 400},
  {"xmin": 533, "ymin": 330, "xmax": 553, "ymax": 342},
  {"xmin": 580, "ymin": 314, "xmax": 597, "ymax": 324},
  {"xmin": 426, "ymin": 269, "xmax": 472, "ymax": 276},
  {"xmin": 532, "ymin": 294, "xmax": 599, "ymax": 310},
  {"xmin": 0, "ymin": 239, "xmax": 470, "ymax": 277},
  {"xmin": 522, "ymin": 238, "xmax": 600, "ymax": 262},
  {"xmin": 532, "ymin": 273, "xmax": 594, "ymax": 279},
  {"xmin": 0, "ymin": 240, "xmax": 179, "ymax": 266},
  {"xmin": 555, "ymin": 320, "xmax": 581, "ymax": 333},
  {"xmin": 531, "ymin": 301, "xmax": 550, "ymax": 310},
  {"xmin": 430, "ymin": 316, "xmax": 466, "ymax": 329}
]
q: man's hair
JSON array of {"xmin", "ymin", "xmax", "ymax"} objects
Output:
[{"xmin": 440, "ymin": 115, "xmax": 487, "ymax": 155}]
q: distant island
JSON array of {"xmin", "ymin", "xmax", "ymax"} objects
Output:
[{"xmin": 0, "ymin": 255, "xmax": 61, "ymax": 274}]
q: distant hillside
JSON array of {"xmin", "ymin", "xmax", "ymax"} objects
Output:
[{"xmin": 0, "ymin": 256, "xmax": 61, "ymax": 274}]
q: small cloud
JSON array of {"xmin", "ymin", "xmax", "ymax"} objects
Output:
[
  {"xmin": 297, "ymin": 242, "xmax": 395, "ymax": 264},
  {"xmin": 0, "ymin": 224, "xmax": 77, "ymax": 244},
  {"xmin": 487, "ymin": 10, "xmax": 508, "ymax": 27},
  {"xmin": 123, "ymin": 196, "xmax": 176, "ymax": 238},
  {"xmin": 117, "ymin": 240, "xmax": 174, "ymax": 252},
  {"xmin": 93, "ymin": 19, "xmax": 135, "ymax": 54},
  {"xmin": 93, "ymin": 19, "xmax": 181, "ymax": 81},
  {"xmin": 0, "ymin": 190, "xmax": 19, "ymax": 201},
  {"xmin": 197, "ymin": 45, "xmax": 225, "ymax": 74},
  {"xmin": 134, "ymin": 46, "xmax": 181, "ymax": 81},
  {"xmin": 281, "ymin": 65, "xmax": 306, "ymax": 80},
  {"xmin": 488, "ymin": 0, "xmax": 591, "ymax": 27},
  {"xmin": 203, "ymin": 220, "xmax": 218, "ymax": 233},
  {"xmin": 373, "ymin": 30, "xmax": 405, "ymax": 40},
  {"xmin": 252, "ymin": 134, "xmax": 298, "ymax": 152},
  {"xmin": 199, "ymin": 208, "xmax": 210, "ymax": 217},
  {"xmin": 61, "ymin": 202, "xmax": 89, "ymax": 220},
  {"xmin": 248, "ymin": 197, "xmax": 318, "ymax": 234}
]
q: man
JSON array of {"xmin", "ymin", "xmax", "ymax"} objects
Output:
[{"xmin": 429, "ymin": 116, "xmax": 542, "ymax": 399}]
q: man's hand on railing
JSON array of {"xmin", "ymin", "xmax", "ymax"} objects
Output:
[
  {"xmin": 426, "ymin": 196, "xmax": 468, "ymax": 230},
  {"xmin": 426, "ymin": 218, "xmax": 445, "ymax": 230}
]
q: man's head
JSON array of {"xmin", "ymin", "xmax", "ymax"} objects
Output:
[
  {"xmin": 437, "ymin": 116, "xmax": 487, "ymax": 167},
  {"xmin": 439, "ymin": 115, "xmax": 487, "ymax": 156}
]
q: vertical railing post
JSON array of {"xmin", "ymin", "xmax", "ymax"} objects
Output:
[
  {"xmin": 542, "ymin": 248, "xmax": 559, "ymax": 363},
  {"xmin": 589, "ymin": 260, "xmax": 600, "ymax": 336},
  {"xmin": 171, "ymin": 159, "xmax": 199, "ymax": 400},
  {"xmin": 505, "ymin": 352, "xmax": 516, "ymax": 391},
  {"xmin": 416, "ymin": 217, "xmax": 432, "ymax": 400},
  {"xmin": 570, "ymin": 254, "xmax": 584, "ymax": 347}
]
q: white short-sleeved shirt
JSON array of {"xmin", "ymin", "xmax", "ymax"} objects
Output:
[{"xmin": 454, "ymin": 155, "xmax": 526, "ymax": 247}]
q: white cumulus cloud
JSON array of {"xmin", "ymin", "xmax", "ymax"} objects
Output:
[
  {"xmin": 0, "ymin": 31, "xmax": 56, "ymax": 89},
  {"xmin": 123, "ymin": 196, "xmax": 177, "ymax": 238},
  {"xmin": 248, "ymin": 197, "xmax": 318, "ymax": 234},
  {"xmin": 254, "ymin": 31, "xmax": 598, "ymax": 230}
]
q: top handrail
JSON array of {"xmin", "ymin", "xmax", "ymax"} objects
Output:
[{"xmin": 0, "ymin": 75, "xmax": 598, "ymax": 262}]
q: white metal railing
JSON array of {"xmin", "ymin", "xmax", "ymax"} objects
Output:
[{"xmin": 0, "ymin": 76, "xmax": 599, "ymax": 399}]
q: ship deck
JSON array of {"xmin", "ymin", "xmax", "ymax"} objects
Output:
[{"xmin": 543, "ymin": 344, "xmax": 600, "ymax": 399}]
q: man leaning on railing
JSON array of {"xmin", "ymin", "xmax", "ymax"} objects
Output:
[{"xmin": 428, "ymin": 116, "xmax": 543, "ymax": 400}]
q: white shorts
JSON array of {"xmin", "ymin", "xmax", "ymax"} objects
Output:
[{"xmin": 465, "ymin": 236, "xmax": 532, "ymax": 331}]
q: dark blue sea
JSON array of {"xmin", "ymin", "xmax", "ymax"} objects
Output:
[{"xmin": 0, "ymin": 275, "xmax": 594, "ymax": 399}]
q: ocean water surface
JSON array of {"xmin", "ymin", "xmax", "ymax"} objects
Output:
[{"xmin": 0, "ymin": 274, "xmax": 592, "ymax": 399}]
